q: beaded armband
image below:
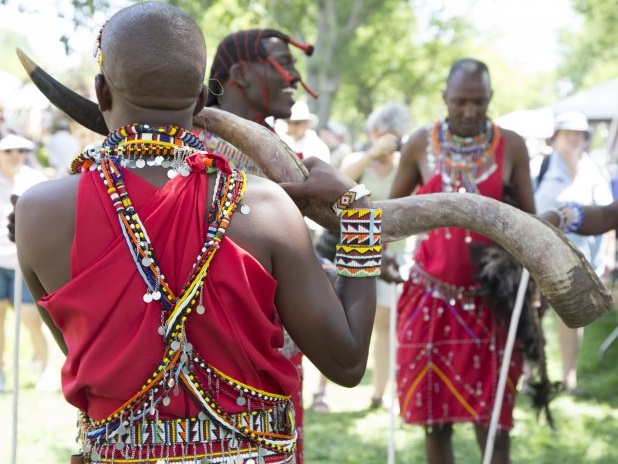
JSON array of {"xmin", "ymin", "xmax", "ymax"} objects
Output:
[
  {"xmin": 335, "ymin": 208, "xmax": 382, "ymax": 277},
  {"xmin": 551, "ymin": 202, "xmax": 585, "ymax": 233},
  {"xmin": 332, "ymin": 184, "xmax": 371, "ymax": 216}
]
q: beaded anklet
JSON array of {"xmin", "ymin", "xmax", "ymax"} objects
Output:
[
  {"xmin": 548, "ymin": 202, "xmax": 585, "ymax": 233},
  {"xmin": 335, "ymin": 208, "xmax": 382, "ymax": 277}
]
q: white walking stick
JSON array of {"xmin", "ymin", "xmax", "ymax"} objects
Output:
[
  {"xmin": 482, "ymin": 268, "xmax": 530, "ymax": 464},
  {"xmin": 387, "ymin": 282, "xmax": 398, "ymax": 464},
  {"xmin": 11, "ymin": 265, "xmax": 23, "ymax": 464}
]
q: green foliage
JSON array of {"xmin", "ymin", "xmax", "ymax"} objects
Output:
[{"xmin": 558, "ymin": 0, "xmax": 618, "ymax": 92}]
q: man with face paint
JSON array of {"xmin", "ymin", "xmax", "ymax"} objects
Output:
[
  {"xmin": 194, "ymin": 29, "xmax": 319, "ymax": 462},
  {"xmin": 389, "ymin": 58, "xmax": 535, "ymax": 464},
  {"xmin": 197, "ymin": 29, "xmax": 316, "ymax": 177}
]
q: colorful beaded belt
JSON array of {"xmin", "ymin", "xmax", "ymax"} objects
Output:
[
  {"xmin": 83, "ymin": 410, "xmax": 296, "ymax": 463},
  {"xmin": 410, "ymin": 264, "xmax": 481, "ymax": 310}
]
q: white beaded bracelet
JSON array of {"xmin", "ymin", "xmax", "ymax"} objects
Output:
[{"xmin": 331, "ymin": 184, "xmax": 371, "ymax": 216}]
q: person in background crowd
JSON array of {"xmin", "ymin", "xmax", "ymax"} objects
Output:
[
  {"xmin": 389, "ymin": 58, "xmax": 535, "ymax": 464},
  {"xmin": 280, "ymin": 100, "xmax": 330, "ymax": 164},
  {"xmin": 319, "ymin": 121, "xmax": 351, "ymax": 170},
  {"xmin": 534, "ymin": 110, "xmax": 614, "ymax": 397},
  {"xmin": 0, "ymin": 133, "xmax": 51, "ymax": 393}
]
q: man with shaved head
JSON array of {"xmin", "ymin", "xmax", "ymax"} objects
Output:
[
  {"xmin": 390, "ymin": 58, "xmax": 535, "ymax": 464},
  {"xmin": 15, "ymin": 3, "xmax": 381, "ymax": 463}
]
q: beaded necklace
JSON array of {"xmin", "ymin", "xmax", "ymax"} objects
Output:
[
  {"xmin": 74, "ymin": 123, "xmax": 296, "ymax": 462},
  {"xmin": 427, "ymin": 119, "xmax": 500, "ymax": 193}
]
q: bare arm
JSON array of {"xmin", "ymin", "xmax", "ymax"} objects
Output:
[
  {"xmin": 276, "ymin": 158, "xmax": 377, "ymax": 386},
  {"xmin": 389, "ymin": 128, "xmax": 427, "ymax": 199},
  {"xmin": 339, "ymin": 133, "xmax": 399, "ymax": 181},
  {"xmin": 504, "ymin": 129, "xmax": 536, "ymax": 214},
  {"xmin": 541, "ymin": 201, "xmax": 618, "ymax": 235},
  {"xmin": 15, "ymin": 180, "xmax": 78, "ymax": 355}
]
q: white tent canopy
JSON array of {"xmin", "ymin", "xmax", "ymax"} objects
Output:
[
  {"xmin": 552, "ymin": 77, "xmax": 618, "ymax": 121},
  {"xmin": 495, "ymin": 107, "xmax": 554, "ymax": 139}
]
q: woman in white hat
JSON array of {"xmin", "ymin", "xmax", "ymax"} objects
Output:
[
  {"xmin": 0, "ymin": 134, "xmax": 50, "ymax": 392},
  {"xmin": 534, "ymin": 111, "xmax": 614, "ymax": 397}
]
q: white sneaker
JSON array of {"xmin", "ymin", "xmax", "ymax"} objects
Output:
[{"xmin": 35, "ymin": 367, "xmax": 60, "ymax": 392}]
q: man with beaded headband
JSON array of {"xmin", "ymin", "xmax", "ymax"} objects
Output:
[
  {"xmin": 15, "ymin": 3, "xmax": 382, "ymax": 463},
  {"xmin": 195, "ymin": 29, "xmax": 316, "ymax": 177},
  {"xmin": 194, "ymin": 28, "xmax": 319, "ymax": 461},
  {"xmin": 389, "ymin": 58, "xmax": 536, "ymax": 464}
]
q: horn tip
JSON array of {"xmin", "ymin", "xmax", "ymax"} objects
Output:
[{"xmin": 15, "ymin": 48, "xmax": 36, "ymax": 75}]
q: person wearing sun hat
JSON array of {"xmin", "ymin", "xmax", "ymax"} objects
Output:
[
  {"xmin": 281, "ymin": 100, "xmax": 331, "ymax": 164},
  {"xmin": 0, "ymin": 133, "xmax": 50, "ymax": 393},
  {"xmin": 535, "ymin": 110, "xmax": 614, "ymax": 397}
]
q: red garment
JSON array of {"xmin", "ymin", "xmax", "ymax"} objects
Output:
[
  {"xmin": 39, "ymin": 168, "xmax": 300, "ymax": 422},
  {"xmin": 396, "ymin": 135, "xmax": 522, "ymax": 429}
]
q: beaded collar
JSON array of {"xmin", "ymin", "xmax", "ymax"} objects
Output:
[
  {"xmin": 70, "ymin": 123, "xmax": 206, "ymax": 177},
  {"xmin": 427, "ymin": 118, "xmax": 500, "ymax": 193}
]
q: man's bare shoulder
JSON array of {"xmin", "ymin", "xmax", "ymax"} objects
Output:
[
  {"xmin": 17, "ymin": 175, "xmax": 80, "ymax": 239},
  {"xmin": 18, "ymin": 175, "xmax": 80, "ymax": 212},
  {"xmin": 498, "ymin": 126, "xmax": 526, "ymax": 146},
  {"xmin": 407, "ymin": 125, "xmax": 430, "ymax": 147}
]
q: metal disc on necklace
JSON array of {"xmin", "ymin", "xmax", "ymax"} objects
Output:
[
  {"xmin": 114, "ymin": 441, "xmax": 125, "ymax": 451},
  {"xmin": 196, "ymin": 304, "xmax": 206, "ymax": 315},
  {"xmin": 143, "ymin": 293, "xmax": 153, "ymax": 303},
  {"xmin": 171, "ymin": 340, "xmax": 181, "ymax": 351},
  {"xmin": 161, "ymin": 159, "xmax": 171, "ymax": 168},
  {"xmin": 146, "ymin": 157, "xmax": 156, "ymax": 166},
  {"xmin": 180, "ymin": 353, "xmax": 188, "ymax": 363},
  {"xmin": 240, "ymin": 203, "xmax": 250, "ymax": 215},
  {"xmin": 167, "ymin": 169, "xmax": 177, "ymax": 179},
  {"xmin": 90, "ymin": 451, "xmax": 100, "ymax": 461},
  {"xmin": 158, "ymin": 325, "xmax": 165, "ymax": 336},
  {"xmin": 152, "ymin": 290, "xmax": 161, "ymax": 301},
  {"xmin": 162, "ymin": 396, "xmax": 171, "ymax": 406},
  {"xmin": 234, "ymin": 456, "xmax": 244, "ymax": 464},
  {"xmin": 136, "ymin": 158, "xmax": 146, "ymax": 168},
  {"xmin": 180, "ymin": 164, "xmax": 191, "ymax": 177},
  {"xmin": 198, "ymin": 411, "xmax": 208, "ymax": 421},
  {"xmin": 141, "ymin": 256, "xmax": 153, "ymax": 267},
  {"xmin": 236, "ymin": 396, "xmax": 246, "ymax": 406}
]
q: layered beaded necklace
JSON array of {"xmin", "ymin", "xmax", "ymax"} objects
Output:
[
  {"xmin": 70, "ymin": 123, "xmax": 204, "ymax": 177},
  {"xmin": 427, "ymin": 118, "xmax": 500, "ymax": 194},
  {"xmin": 72, "ymin": 123, "xmax": 297, "ymax": 462}
]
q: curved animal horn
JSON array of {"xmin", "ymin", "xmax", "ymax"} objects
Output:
[
  {"xmin": 193, "ymin": 108, "xmax": 612, "ymax": 329},
  {"xmin": 19, "ymin": 49, "xmax": 611, "ymax": 329},
  {"xmin": 16, "ymin": 48, "xmax": 109, "ymax": 136}
]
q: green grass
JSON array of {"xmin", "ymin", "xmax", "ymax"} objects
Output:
[{"xmin": 1, "ymin": 309, "xmax": 618, "ymax": 463}]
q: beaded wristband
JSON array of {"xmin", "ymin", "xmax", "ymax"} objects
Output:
[
  {"xmin": 335, "ymin": 208, "xmax": 382, "ymax": 277},
  {"xmin": 550, "ymin": 202, "xmax": 585, "ymax": 233},
  {"xmin": 332, "ymin": 184, "xmax": 371, "ymax": 216}
]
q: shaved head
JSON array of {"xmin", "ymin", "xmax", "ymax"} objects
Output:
[{"xmin": 100, "ymin": 2, "xmax": 206, "ymax": 110}]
